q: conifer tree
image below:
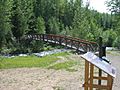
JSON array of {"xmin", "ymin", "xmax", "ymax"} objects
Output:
[
  {"xmin": 36, "ymin": 16, "xmax": 46, "ymax": 34},
  {"xmin": 0, "ymin": 0, "xmax": 13, "ymax": 49}
]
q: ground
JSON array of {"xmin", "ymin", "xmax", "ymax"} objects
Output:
[
  {"xmin": 0, "ymin": 52, "xmax": 119, "ymax": 90},
  {"xmin": 107, "ymin": 52, "xmax": 120, "ymax": 90}
]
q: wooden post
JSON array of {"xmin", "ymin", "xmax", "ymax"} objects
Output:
[
  {"xmin": 98, "ymin": 37, "xmax": 102, "ymax": 86},
  {"xmin": 85, "ymin": 43, "xmax": 88, "ymax": 53},
  {"xmin": 42, "ymin": 34, "xmax": 45, "ymax": 41},
  {"xmin": 59, "ymin": 37, "xmax": 62, "ymax": 45},
  {"xmin": 107, "ymin": 75, "xmax": 113, "ymax": 90},
  {"xmin": 71, "ymin": 40, "xmax": 73, "ymax": 48},
  {"xmin": 90, "ymin": 64, "xmax": 94, "ymax": 90},
  {"xmin": 65, "ymin": 37, "xmax": 67, "ymax": 47},
  {"xmin": 84, "ymin": 60, "xmax": 89, "ymax": 90}
]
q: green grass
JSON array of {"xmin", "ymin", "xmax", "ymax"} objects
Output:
[
  {"xmin": 48, "ymin": 61, "xmax": 77, "ymax": 72},
  {"xmin": 0, "ymin": 52, "xmax": 70, "ymax": 69}
]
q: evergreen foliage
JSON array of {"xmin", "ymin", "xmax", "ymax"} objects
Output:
[
  {"xmin": 0, "ymin": 0, "xmax": 13, "ymax": 49},
  {"xmin": 0, "ymin": 0, "xmax": 120, "ymax": 53},
  {"xmin": 36, "ymin": 16, "xmax": 45, "ymax": 34}
]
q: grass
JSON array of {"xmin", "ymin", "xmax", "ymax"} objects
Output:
[
  {"xmin": 0, "ymin": 52, "xmax": 70, "ymax": 69},
  {"xmin": 48, "ymin": 61, "xmax": 78, "ymax": 72}
]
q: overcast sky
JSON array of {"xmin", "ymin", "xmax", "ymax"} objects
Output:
[{"xmin": 83, "ymin": 0, "xmax": 110, "ymax": 13}]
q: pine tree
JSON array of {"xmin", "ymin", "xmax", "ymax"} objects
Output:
[
  {"xmin": 12, "ymin": 0, "xmax": 34, "ymax": 40},
  {"xmin": 48, "ymin": 17, "xmax": 60, "ymax": 34},
  {"xmin": 107, "ymin": 0, "xmax": 120, "ymax": 48},
  {"xmin": 107, "ymin": 0, "xmax": 120, "ymax": 34},
  {"xmin": 11, "ymin": 0, "xmax": 28, "ymax": 40},
  {"xmin": 36, "ymin": 16, "xmax": 46, "ymax": 34},
  {"xmin": 0, "ymin": 0, "xmax": 13, "ymax": 49},
  {"xmin": 72, "ymin": 0, "xmax": 89, "ymax": 39}
]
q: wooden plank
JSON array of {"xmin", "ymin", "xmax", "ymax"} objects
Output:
[
  {"xmin": 84, "ymin": 84, "xmax": 109, "ymax": 89},
  {"xmin": 93, "ymin": 76, "xmax": 108, "ymax": 80},
  {"xmin": 90, "ymin": 64, "xmax": 94, "ymax": 90},
  {"xmin": 107, "ymin": 75, "xmax": 113, "ymax": 90},
  {"xmin": 81, "ymin": 52, "xmax": 116, "ymax": 78},
  {"xmin": 84, "ymin": 60, "xmax": 89, "ymax": 90}
]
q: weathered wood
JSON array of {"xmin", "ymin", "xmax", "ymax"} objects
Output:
[
  {"xmin": 107, "ymin": 75, "xmax": 113, "ymax": 90},
  {"xmin": 90, "ymin": 64, "xmax": 94, "ymax": 90},
  {"xmin": 84, "ymin": 84, "xmax": 110, "ymax": 89},
  {"xmin": 93, "ymin": 76, "xmax": 108, "ymax": 80},
  {"xmin": 81, "ymin": 52, "xmax": 115, "ymax": 90},
  {"xmin": 84, "ymin": 60, "xmax": 89, "ymax": 90}
]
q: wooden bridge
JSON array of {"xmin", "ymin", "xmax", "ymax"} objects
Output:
[{"xmin": 24, "ymin": 34, "xmax": 98, "ymax": 53}]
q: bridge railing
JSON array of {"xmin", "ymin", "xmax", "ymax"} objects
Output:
[{"xmin": 25, "ymin": 34, "xmax": 99, "ymax": 53}]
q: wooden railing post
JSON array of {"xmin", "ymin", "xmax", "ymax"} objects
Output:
[
  {"xmin": 65, "ymin": 37, "xmax": 67, "ymax": 47},
  {"xmin": 59, "ymin": 37, "xmax": 62, "ymax": 45},
  {"xmin": 42, "ymin": 34, "xmax": 45, "ymax": 41}
]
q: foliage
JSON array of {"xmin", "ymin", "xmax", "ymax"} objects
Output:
[
  {"xmin": 0, "ymin": 0, "xmax": 120, "ymax": 53},
  {"xmin": 48, "ymin": 17, "xmax": 60, "ymax": 34},
  {"xmin": 0, "ymin": 52, "xmax": 69, "ymax": 69},
  {"xmin": 48, "ymin": 61, "xmax": 77, "ymax": 72},
  {"xmin": 12, "ymin": 0, "xmax": 28, "ymax": 40},
  {"xmin": 36, "ymin": 16, "xmax": 46, "ymax": 34},
  {"xmin": 102, "ymin": 29, "xmax": 117, "ymax": 46},
  {"xmin": 29, "ymin": 40, "xmax": 44, "ymax": 53},
  {"xmin": 113, "ymin": 36, "xmax": 120, "ymax": 49},
  {"xmin": 107, "ymin": 0, "xmax": 120, "ymax": 48},
  {"xmin": 0, "ymin": 0, "xmax": 13, "ymax": 50}
]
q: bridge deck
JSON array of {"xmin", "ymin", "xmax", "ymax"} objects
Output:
[{"xmin": 25, "ymin": 34, "xmax": 98, "ymax": 53}]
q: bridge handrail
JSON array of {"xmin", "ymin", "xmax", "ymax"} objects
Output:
[
  {"xmin": 25, "ymin": 34, "xmax": 99, "ymax": 53},
  {"xmin": 44, "ymin": 34, "xmax": 98, "ymax": 45}
]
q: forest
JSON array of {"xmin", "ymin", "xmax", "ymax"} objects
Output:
[{"xmin": 0, "ymin": 0, "xmax": 120, "ymax": 54}]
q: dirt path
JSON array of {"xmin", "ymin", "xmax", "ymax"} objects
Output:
[
  {"xmin": 0, "ymin": 53, "xmax": 119, "ymax": 90},
  {"xmin": 0, "ymin": 68, "xmax": 84, "ymax": 90},
  {"xmin": 107, "ymin": 53, "xmax": 120, "ymax": 90},
  {"xmin": 0, "ymin": 55, "xmax": 85, "ymax": 90}
]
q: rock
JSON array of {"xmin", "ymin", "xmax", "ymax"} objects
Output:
[
  {"xmin": 19, "ymin": 54, "xmax": 27, "ymax": 57},
  {"xmin": 34, "ymin": 49, "xmax": 69, "ymax": 57}
]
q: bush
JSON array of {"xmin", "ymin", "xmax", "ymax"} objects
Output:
[
  {"xmin": 102, "ymin": 29, "xmax": 117, "ymax": 46},
  {"xmin": 113, "ymin": 36, "xmax": 120, "ymax": 49}
]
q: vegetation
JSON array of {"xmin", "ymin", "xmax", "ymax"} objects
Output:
[
  {"xmin": 0, "ymin": 52, "xmax": 70, "ymax": 69},
  {"xmin": 0, "ymin": 0, "xmax": 120, "ymax": 54},
  {"xmin": 48, "ymin": 61, "xmax": 78, "ymax": 72}
]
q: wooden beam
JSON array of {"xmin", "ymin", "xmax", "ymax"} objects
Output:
[
  {"xmin": 84, "ymin": 84, "xmax": 110, "ymax": 89},
  {"xmin": 84, "ymin": 60, "xmax": 89, "ymax": 90},
  {"xmin": 90, "ymin": 64, "xmax": 94, "ymax": 90},
  {"xmin": 107, "ymin": 75, "xmax": 113, "ymax": 90},
  {"xmin": 93, "ymin": 76, "xmax": 108, "ymax": 80}
]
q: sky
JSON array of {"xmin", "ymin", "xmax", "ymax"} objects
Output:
[{"xmin": 83, "ymin": 0, "xmax": 110, "ymax": 13}]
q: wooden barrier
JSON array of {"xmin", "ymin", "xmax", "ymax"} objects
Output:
[{"xmin": 81, "ymin": 52, "xmax": 116, "ymax": 90}]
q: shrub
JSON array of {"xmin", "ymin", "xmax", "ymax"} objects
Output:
[{"xmin": 113, "ymin": 36, "xmax": 120, "ymax": 49}]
